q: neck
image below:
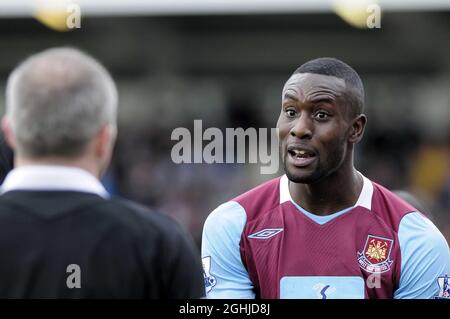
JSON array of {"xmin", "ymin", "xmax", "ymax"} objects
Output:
[
  {"xmin": 15, "ymin": 155, "xmax": 100, "ymax": 179},
  {"xmin": 289, "ymin": 161, "xmax": 363, "ymax": 216}
]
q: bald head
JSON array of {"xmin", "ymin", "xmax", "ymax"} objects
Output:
[{"xmin": 5, "ymin": 47, "xmax": 117, "ymax": 158}]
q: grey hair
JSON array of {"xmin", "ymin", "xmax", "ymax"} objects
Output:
[{"xmin": 5, "ymin": 47, "xmax": 117, "ymax": 158}]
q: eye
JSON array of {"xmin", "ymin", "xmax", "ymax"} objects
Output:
[
  {"xmin": 314, "ymin": 111, "xmax": 329, "ymax": 120},
  {"xmin": 285, "ymin": 108, "xmax": 297, "ymax": 118}
]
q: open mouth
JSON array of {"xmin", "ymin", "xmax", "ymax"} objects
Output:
[
  {"xmin": 287, "ymin": 145, "xmax": 316, "ymax": 167},
  {"xmin": 288, "ymin": 148, "xmax": 314, "ymax": 159}
]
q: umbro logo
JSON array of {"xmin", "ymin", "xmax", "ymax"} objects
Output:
[{"xmin": 248, "ymin": 228, "xmax": 283, "ymax": 239}]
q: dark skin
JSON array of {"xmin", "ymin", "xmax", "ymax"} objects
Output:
[{"xmin": 277, "ymin": 73, "xmax": 367, "ymax": 216}]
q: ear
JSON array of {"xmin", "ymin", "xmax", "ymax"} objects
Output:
[
  {"xmin": 348, "ymin": 114, "xmax": 367, "ymax": 144},
  {"xmin": 1, "ymin": 116, "xmax": 16, "ymax": 150},
  {"xmin": 95, "ymin": 124, "xmax": 117, "ymax": 158}
]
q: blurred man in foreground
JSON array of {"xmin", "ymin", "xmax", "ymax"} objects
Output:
[{"xmin": 0, "ymin": 47, "xmax": 204, "ymax": 298}]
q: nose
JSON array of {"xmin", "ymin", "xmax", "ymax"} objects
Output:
[{"xmin": 289, "ymin": 114, "xmax": 312, "ymax": 140}]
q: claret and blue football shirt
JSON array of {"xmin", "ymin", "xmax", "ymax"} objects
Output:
[{"xmin": 202, "ymin": 173, "xmax": 450, "ymax": 299}]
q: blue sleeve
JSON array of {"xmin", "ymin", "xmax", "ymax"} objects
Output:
[
  {"xmin": 201, "ymin": 201, "xmax": 255, "ymax": 299},
  {"xmin": 394, "ymin": 212, "xmax": 450, "ymax": 299}
]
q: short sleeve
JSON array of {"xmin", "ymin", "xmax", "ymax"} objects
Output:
[
  {"xmin": 201, "ymin": 201, "xmax": 255, "ymax": 298},
  {"xmin": 394, "ymin": 212, "xmax": 450, "ymax": 299}
]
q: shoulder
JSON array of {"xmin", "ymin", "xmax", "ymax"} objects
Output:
[
  {"xmin": 394, "ymin": 212, "xmax": 450, "ymax": 298},
  {"xmin": 203, "ymin": 176, "xmax": 283, "ymax": 243},
  {"xmin": 369, "ymin": 182, "xmax": 419, "ymax": 232},
  {"xmin": 203, "ymin": 201, "xmax": 247, "ymax": 239},
  {"xmin": 107, "ymin": 196, "xmax": 177, "ymax": 226},
  {"xmin": 232, "ymin": 176, "xmax": 282, "ymax": 221},
  {"xmin": 102, "ymin": 196, "xmax": 188, "ymax": 242},
  {"xmin": 107, "ymin": 197, "xmax": 200, "ymax": 266},
  {"xmin": 204, "ymin": 176, "xmax": 282, "ymax": 230},
  {"xmin": 398, "ymin": 212, "xmax": 449, "ymax": 254}
]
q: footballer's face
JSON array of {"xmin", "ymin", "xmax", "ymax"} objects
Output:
[{"xmin": 277, "ymin": 72, "xmax": 354, "ymax": 184}]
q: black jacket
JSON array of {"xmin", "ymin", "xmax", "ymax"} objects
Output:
[{"xmin": 0, "ymin": 191, "xmax": 205, "ymax": 298}]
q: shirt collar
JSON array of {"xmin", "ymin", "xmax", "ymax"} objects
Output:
[
  {"xmin": 0, "ymin": 165, "xmax": 109, "ymax": 198},
  {"xmin": 279, "ymin": 171, "xmax": 373, "ymax": 210}
]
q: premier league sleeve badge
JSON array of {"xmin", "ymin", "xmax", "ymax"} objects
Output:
[
  {"xmin": 434, "ymin": 274, "xmax": 450, "ymax": 299},
  {"xmin": 202, "ymin": 256, "xmax": 217, "ymax": 293}
]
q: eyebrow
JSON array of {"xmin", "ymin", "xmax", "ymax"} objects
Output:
[
  {"xmin": 309, "ymin": 97, "xmax": 336, "ymax": 104},
  {"xmin": 283, "ymin": 92, "xmax": 298, "ymax": 101},
  {"xmin": 282, "ymin": 93, "xmax": 336, "ymax": 106}
]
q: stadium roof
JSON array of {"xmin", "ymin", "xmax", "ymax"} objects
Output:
[{"xmin": 1, "ymin": 0, "xmax": 450, "ymax": 17}]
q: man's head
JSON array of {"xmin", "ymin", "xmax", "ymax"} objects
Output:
[
  {"xmin": 277, "ymin": 57, "xmax": 367, "ymax": 184},
  {"xmin": 2, "ymin": 47, "xmax": 117, "ymax": 177}
]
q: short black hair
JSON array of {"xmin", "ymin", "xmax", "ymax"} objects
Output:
[{"xmin": 294, "ymin": 57, "xmax": 365, "ymax": 117}]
